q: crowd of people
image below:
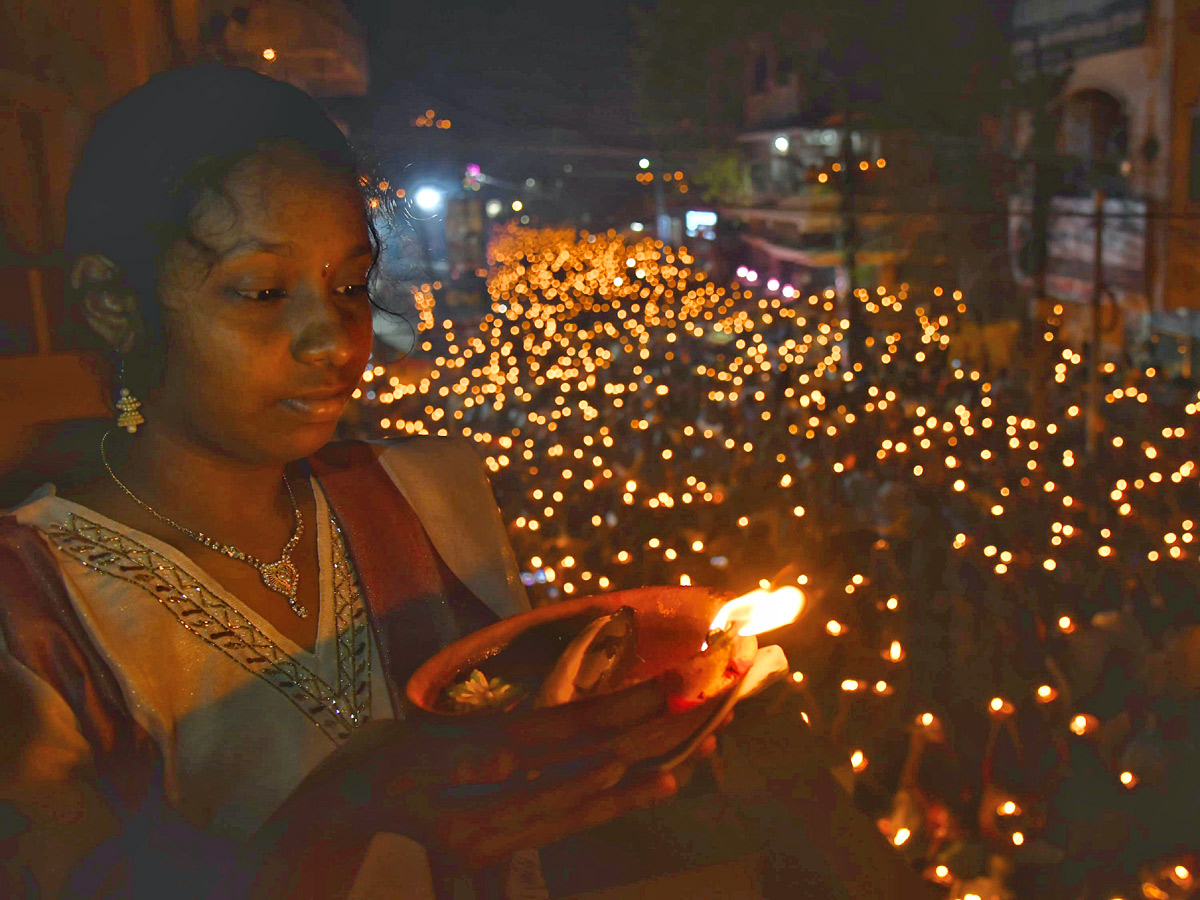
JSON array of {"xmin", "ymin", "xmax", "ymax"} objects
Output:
[{"xmin": 347, "ymin": 226, "xmax": 1200, "ymax": 900}]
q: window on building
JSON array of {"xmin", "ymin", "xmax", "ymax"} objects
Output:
[
  {"xmin": 1058, "ymin": 90, "xmax": 1127, "ymax": 168},
  {"xmin": 777, "ymin": 50, "xmax": 795, "ymax": 81},
  {"xmin": 753, "ymin": 54, "xmax": 768, "ymax": 93},
  {"xmin": 1190, "ymin": 112, "xmax": 1200, "ymax": 202}
]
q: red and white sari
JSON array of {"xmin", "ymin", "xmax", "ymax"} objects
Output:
[{"xmin": 0, "ymin": 438, "xmax": 538, "ymax": 899}]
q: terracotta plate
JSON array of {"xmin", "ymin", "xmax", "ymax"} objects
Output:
[{"xmin": 405, "ymin": 585, "xmax": 740, "ymax": 770}]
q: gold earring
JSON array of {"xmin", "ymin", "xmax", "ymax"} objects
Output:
[{"xmin": 116, "ymin": 359, "xmax": 144, "ymax": 434}]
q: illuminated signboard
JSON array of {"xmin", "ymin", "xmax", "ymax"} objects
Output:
[{"xmin": 1012, "ymin": 0, "xmax": 1149, "ymax": 76}]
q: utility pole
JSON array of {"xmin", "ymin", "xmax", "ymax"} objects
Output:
[
  {"xmin": 1085, "ymin": 188, "xmax": 1105, "ymax": 459},
  {"xmin": 1024, "ymin": 40, "xmax": 1070, "ymax": 421},
  {"xmin": 1027, "ymin": 143, "xmax": 1053, "ymax": 425},
  {"xmin": 653, "ymin": 166, "xmax": 669, "ymax": 243},
  {"xmin": 840, "ymin": 127, "xmax": 864, "ymax": 360}
]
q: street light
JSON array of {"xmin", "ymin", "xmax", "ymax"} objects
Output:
[
  {"xmin": 414, "ymin": 187, "xmax": 443, "ymax": 212},
  {"xmin": 512, "ymin": 200, "xmax": 524, "ymax": 212},
  {"xmin": 774, "ymin": 135, "xmax": 789, "ymax": 153},
  {"xmin": 639, "ymin": 158, "xmax": 650, "ymax": 169}
]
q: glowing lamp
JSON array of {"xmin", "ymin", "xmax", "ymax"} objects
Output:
[
  {"xmin": 1069, "ymin": 713, "xmax": 1097, "ymax": 735},
  {"xmin": 414, "ymin": 187, "xmax": 443, "ymax": 212}
]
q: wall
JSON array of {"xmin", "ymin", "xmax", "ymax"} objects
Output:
[{"xmin": 1165, "ymin": 0, "xmax": 1200, "ymax": 310}]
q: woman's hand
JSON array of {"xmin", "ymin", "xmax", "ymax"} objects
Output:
[
  {"xmin": 354, "ymin": 721, "xmax": 720, "ymax": 871},
  {"xmin": 244, "ymin": 700, "xmax": 728, "ymax": 897},
  {"xmin": 410, "ymin": 754, "xmax": 680, "ymax": 870}
]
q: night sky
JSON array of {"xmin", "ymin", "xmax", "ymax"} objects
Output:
[{"xmin": 346, "ymin": 0, "xmax": 646, "ymax": 144}]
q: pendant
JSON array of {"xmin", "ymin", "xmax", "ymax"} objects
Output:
[{"xmin": 259, "ymin": 558, "xmax": 306, "ymax": 617}]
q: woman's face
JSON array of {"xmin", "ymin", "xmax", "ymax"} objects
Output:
[{"xmin": 148, "ymin": 146, "xmax": 374, "ymax": 464}]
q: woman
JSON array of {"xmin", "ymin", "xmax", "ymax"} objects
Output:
[{"xmin": 0, "ymin": 65, "xmax": 681, "ymax": 899}]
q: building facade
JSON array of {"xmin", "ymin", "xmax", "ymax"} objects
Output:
[
  {"xmin": 714, "ymin": 28, "xmax": 1006, "ymax": 320},
  {"xmin": 1010, "ymin": 0, "xmax": 1200, "ymax": 373}
]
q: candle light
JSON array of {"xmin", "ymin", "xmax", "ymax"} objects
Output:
[
  {"xmin": 705, "ymin": 586, "xmax": 804, "ymax": 640},
  {"xmin": 1069, "ymin": 713, "xmax": 1097, "ymax": 735}
]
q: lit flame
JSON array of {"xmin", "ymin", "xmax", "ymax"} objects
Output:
[
  {"xmin": 1070, "ymin": 713, "xmax": 1096, "ymax": 735},
  {"xmin": 707, "ymin": 586, "xmax": 804, "ymax": 638}
]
